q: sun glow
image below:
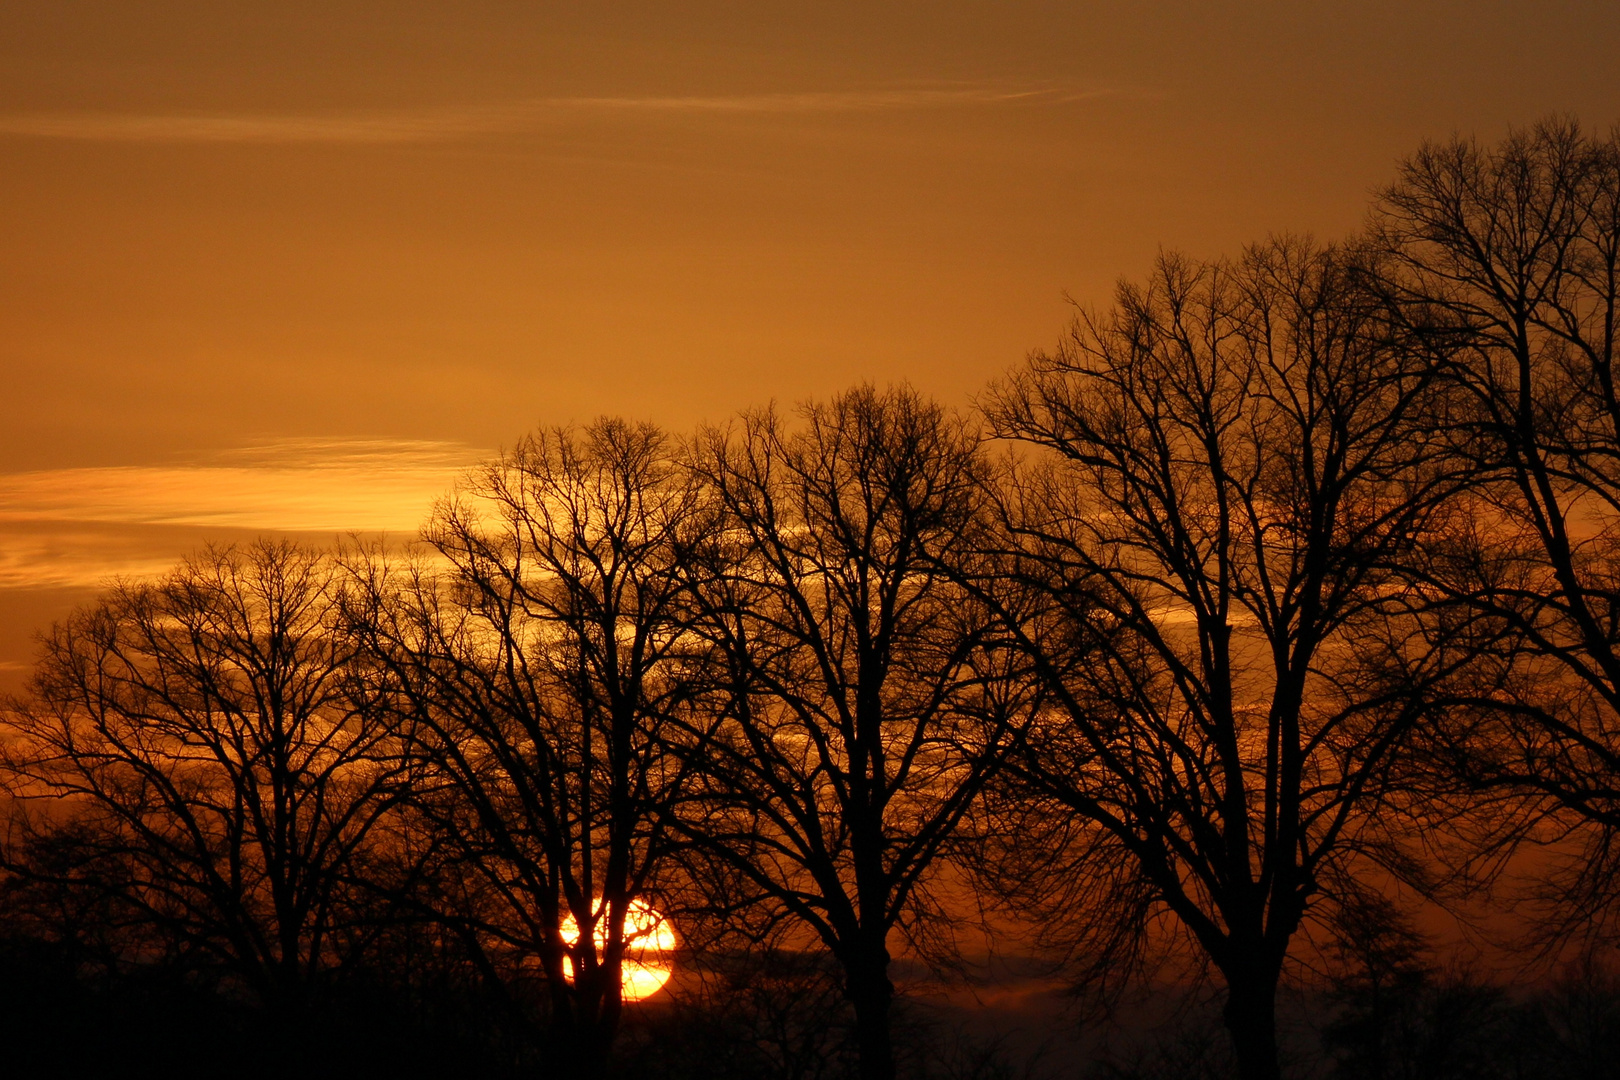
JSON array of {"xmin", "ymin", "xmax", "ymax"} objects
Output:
[{"xmin": 559, "ymin": 898, "xmax": 676, "ymax": 1002}]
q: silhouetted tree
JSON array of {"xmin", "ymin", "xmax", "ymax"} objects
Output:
[
  {"xmin": 1532, "ymin": 950, "xmax": 1620, "ymax": 1080},
  {"xmin": 1315, "ymin": 901, "xmax": 1620, "ymax": 1080},
  {"xmin": 1320, "ymin": 895, "xmax": 1448, "ymax": 1080},
  {"xmin": 0, "ymin": 541, "xmax": 407, "ymax": 1038},
  {"xmin": 980, "ymin": 239, "xmax": 1466, "ymax": 1080},
  {"xmin": 1372, "ymin": 117, "xmax": 1620, "ymax": 940},
  {"xmin": 345, "ymin": 419, "xmax": 704, "ymax": 1077},
  {"xmin": 675, "ymin": 385, "xmax": 1028, "ymax": 1080}
]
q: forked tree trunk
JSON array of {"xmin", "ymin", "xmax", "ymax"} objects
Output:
[{"xmin": 547, "ymin": 960, "xmax": 621, "ymax": 1080}]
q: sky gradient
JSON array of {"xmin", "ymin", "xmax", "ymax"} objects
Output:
[{"xmin": 3, "ymin": 1, "xmax": 1619, "ymax": 687}]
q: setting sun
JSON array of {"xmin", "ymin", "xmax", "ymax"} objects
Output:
[{"xmin": 559, "ymin": 899, "xmax": 676, "ymax": 1002}]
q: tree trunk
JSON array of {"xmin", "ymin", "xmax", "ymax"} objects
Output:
[
  {"xmin": 845, "ymin": 946, "xmax": 897, "ymax": 1080},
  {"xmin": 547, "ymin": 964, "xmax": 619, "ymax": 1080},
  {"xmin": 1222, "ymin": 967, "xmax": 1282, "ymax": 1080}
]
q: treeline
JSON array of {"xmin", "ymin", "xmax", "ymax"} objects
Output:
[{"xmin": 3, "ymin": 118, "xmax": 1619, "ymax": 1080}]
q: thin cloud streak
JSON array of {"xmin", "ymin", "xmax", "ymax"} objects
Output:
[
  {"xmin": 567, "ymin": 86, "xmax": 1112, "ymax": 113},
  {"xmin": 0, "ymin": 438, "xmax": 480, "ymax": 532},
  {"xmin": 0, "ymin": 438, "xmax": 483, "ymax": 588},
  {"xmin": 0, "ymin": 529, "xmax": 191, "ymax": 590},
  {"xmin": 0, "ymin": 86, "xmax": 1116, "ymax": 144}
]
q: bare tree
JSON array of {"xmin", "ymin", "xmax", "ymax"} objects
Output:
[
  {"xmin": 980, "ymin": 239, "xmax": 1465, "ymax": 1080},
  {"xmin": 0, "ymin": 541, "xmax": 406, "ymax": 1028},
  {"xmin": 1372, "ymin": 117, "xmax": 1620, "ymax": 939},
  {"xmin": 675, "ymin": 384, "xmax": 1028, "ymax": 1080},
  {"xmin": 345, "ymin": 418, "xmax": 703, "ymax": 1077}
]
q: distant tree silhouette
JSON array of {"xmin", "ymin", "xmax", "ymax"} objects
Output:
[
  {"xmin": 674, "ymin": 385, "xmax": 1028, "ymax": 1080},
  {"xmin": 1320, "ymin": 894, "xmax": 1449, "ymax": 1080},
  {"xmin": 980, "ymin": 239, "xmax": 1467, "ymax": 1080},
  {"xmin": 1319, "ymin": 903, "xmax": 1620, "ymax": 1080},
  {"xmin": 344, "ymin": 419, "xmax": 705, "ymax": 1077},
  {"xmin": 0, "ymin": 541, "xmax": 407, "ymax": 1039},
  {"xmin": 1373, "ymin": 117, "xmax": 1620, "ymax": 941}
]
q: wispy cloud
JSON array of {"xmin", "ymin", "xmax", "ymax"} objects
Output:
[
  {"xmin": 564, "ymin": 86, "xmax": 1108, "ymax": 114},
  {"xmin": 0, "ymin": 526, "xmax": 205, "ymax": 590},
  {"xmin": 0, "ymin": 438, "xmax": 478, "ymax": 532},
  {"xmin": 0, "ymin": 86, "xmax": 1112, "ymax": 144},
  {"xmin": 0, "ymin": 438, "xmax": 482, "ymax": 587}
]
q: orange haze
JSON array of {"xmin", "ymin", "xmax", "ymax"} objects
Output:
[{"xmin": 2, "ymin": 2, "xmax": 1619, "ymax": 689}]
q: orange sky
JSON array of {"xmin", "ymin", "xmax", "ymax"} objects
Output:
[{"xmin": 2, "ymin": 1, "xmax": 1619, "ymax": 687}]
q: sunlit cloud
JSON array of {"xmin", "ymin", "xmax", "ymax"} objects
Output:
[
  {"xmin": 0, "ymin": 86, "xmax": 1115, "ymax": 144},
  {"xmin": 0, "ymin": 526, "xmax": 195, "ymax": 589},
  {"xmin": 0, "ymin": 438, "xmax": 478, "ymax": 531},
  {"xmin": 0, "ymin": 438, "xmax": 482, "ymax": 588}
]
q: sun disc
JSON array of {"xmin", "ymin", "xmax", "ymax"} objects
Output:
[{"xmin": 558, "ymin": 898, "xmax": 675, "ymax": 1001}]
